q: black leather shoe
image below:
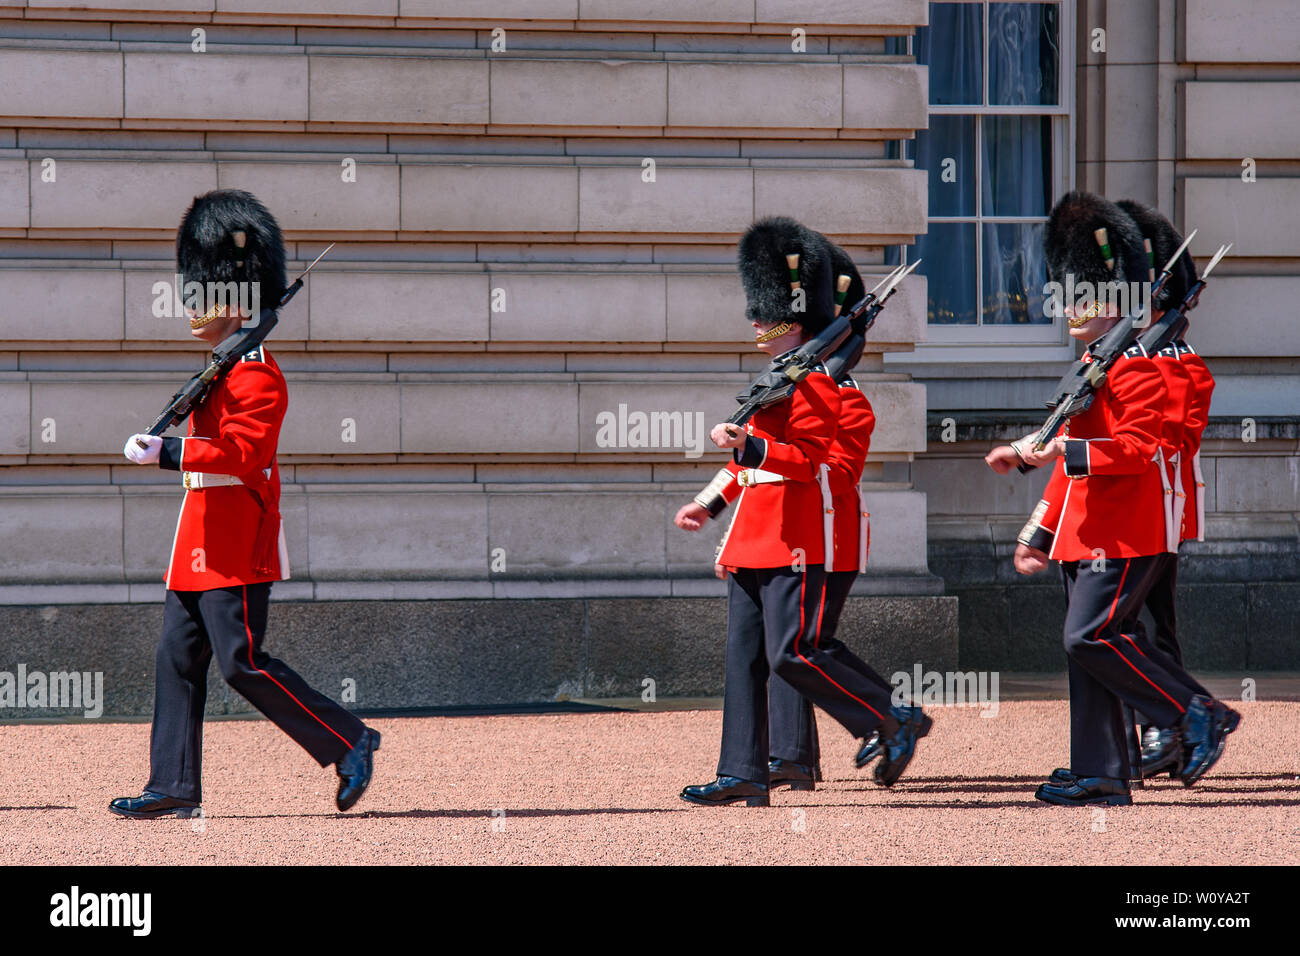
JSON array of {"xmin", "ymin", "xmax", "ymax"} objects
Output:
[
  {"xmin": 854, "ymin": 730, "xmax": 882, "ymax": 769},
  {"xmin": 1140, "ymin": 727, "xmax": 1184, "ymax": 779},
  {"xmin": 680, "ymin": 776, "xmax": 770, "ymax": 807},
  {"xmin": 1179, "ymin": 696, "xmax": 1229, "ymax": 787},
  {"xmin": 768, "ymin": 758, "xmax": 816, "ymax": 792},
  {"xmin": 1221, "ymin": 704, "xmax": 1242, "ymax": 735},
  {"xmin": 335, "ymin": 727, "xmax": 380, "ymax": 811},
  {"xmin": 1052, "ymin": 766, "xmax": 1142, "ymax": 789},
  {"xmin": 1035, "ymin": 775, "xmax": 1132, "ymax": 806},
  {"xmin": 108, "ymin": 791, "xmax": 201, "ymax": 820},
  {"xmin": 873, "ymin": 706, "xmax": 932, "ymax": 788}
]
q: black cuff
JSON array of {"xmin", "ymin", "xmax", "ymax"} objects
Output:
[
  {"xmin": 735, "ymin": 436, "xmax": 766, "ymax": 468},
  {"xmin": 159, "ymin": 437, "xmax": 183, "ymax": 471},
  {"xmin": 1024, "ymin": 527, "xmax": 1054, "ymax": 553},
  {"xmin": 700, "ymin": 495, "xmax": 727, "ymax": 518},
  {"xmin": 1063, "ymin": 440, "xmax": 1089, "ymax": 477}
]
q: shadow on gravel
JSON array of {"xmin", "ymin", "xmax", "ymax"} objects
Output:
[
  {"xmin": 216, "ymin": 807, "xmax": 685, "ymax": 821},
  {"xmin": 0, "ymin": 805, "xmax": 75, "ymax": 811}
]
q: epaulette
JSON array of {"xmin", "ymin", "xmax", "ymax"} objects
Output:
[
  {"xmin": 838, "ymin": 375, "xmax": 860, "ymax": 390},
  {"xmin": 1176, "ymin": 341, "xmax": 1196, "ymax": 356},
  {"xmin": 1156, "ymin": 344, "xmax": 1179, "ymax": 359},
  {"xmin": 1122, "ymin": 342, "xmax": 1147, "ymax": 359},
  {"xmin": 240, "ymin": 345, "xmax": 266, "ymax": 364}
]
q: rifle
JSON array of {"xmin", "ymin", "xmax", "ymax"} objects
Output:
[
  {"xmin": 1023, "ymin": 231, "xmax": 1201, "ymax": 458},
  {"xmin": 135, "ymin": 243, "xmax": 334, "ymax": 447},
  {"xmin": 725, "ymin": 259, "xmax": 920, "ymax": 430},
  {"xmin": 1133, "ymin": 242, "xmax": 1231, "ymax": 356}
]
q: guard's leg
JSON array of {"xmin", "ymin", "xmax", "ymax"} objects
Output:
[
  {"xmin": 717, "ymin": 568, "xmax": 772, "ymax": 784},
  {"xmin": 768, "ymin": 566, "xmax": 892, "ymax": 740},
  {"xmin": 145, "ymin": 590, "xmax": 213, "ymax": 803},
  {"xmin": 203, "ymin": 583, "xmax": 363, "ymax": 767}
]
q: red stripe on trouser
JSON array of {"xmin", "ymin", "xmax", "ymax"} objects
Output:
[
  {"xmin": 1099, "ymin": 638, "xmax": 1186, "ymax": 714},
  {"xmin": 1092, "ymin": 560, "xmax": 1130, "ymax": 643},
  {"xmin": 1086, "ymin": 560, "xmax": 1185, "ymax": 715},
  {"xmin": 1121, "ymin": 634, "xmax": 1149, "ymax": 658},
  {"xmin": 242, "ymin": 585, "xmax": 354, "ymax": 749},
  {"xmin": 794, "ymin": 574, "xmax": 884, "ymax": 722},
  {"xmin": 813, "ymin": 576, "xmax": 827, "ymax": 648}
]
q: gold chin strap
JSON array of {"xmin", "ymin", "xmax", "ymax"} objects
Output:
[
  {"xmin": 756, "ymin": 321, "xmax": 794, "ymax": 343},
  {"xmin": 189, "ymin": 303, "xmax": 227, "ymax": 330},
  {"xmin": 1067, "ymin": 299, "xmax": 1105, "ymax": 329}
]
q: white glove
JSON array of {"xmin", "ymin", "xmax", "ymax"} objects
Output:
[{"xmin": 124, "ymin": 434, "xmax": 162, "ymax": 464}]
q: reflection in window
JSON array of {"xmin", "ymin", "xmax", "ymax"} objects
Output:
[
  {"xmin": 989, "ymin": 3, "xmax": 1059, "ymax": 106},
  {"xmin": 905, "ymin": 1, "xmax": 1067, "ymax": 332},
  {"xmin": 916, "ymin": 3, "xmax": 982, "ymax": 105},
  {"xmin": 982, "ymin": 222, "xmax": 1048, "ymax": 324},
  {"xmin": 981, "ymin": 115, "xmax": 1052, "ymax": 217},
  {"xmin": 918, "ymin": 223, "xmax": 978, "ymax": 325}
]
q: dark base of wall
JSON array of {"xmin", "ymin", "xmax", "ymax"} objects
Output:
[
  {"xmin": 0, "ymin": 595, "xmax": 958, "ymax": 719},
  {"xmin": 939, "ymin": 557, "xmax": 1300, "ymax": 672}
]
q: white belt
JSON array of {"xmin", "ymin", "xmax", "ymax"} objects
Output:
[
  {"xmin": 182, "ymin": 468, "xmax": 270, "ymax": 490},
  {"xmin": 736, "ymin": 468, "xmax": 785, "ymax": 487}
]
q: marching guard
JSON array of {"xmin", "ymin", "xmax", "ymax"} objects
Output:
[
  {"xmin": 1115, "ymin": 200, "xmax": 1228, "ymax": 778},
  {"xmin": 110, "ymin": 190, "xmax": 380, "ymax": 819},
  {"xmin": 674, "ymin": 217, "xmax": 929, "ymax": 807},
  {"xmin": 986, "ymin": 192, "xmax": 1238, "ymax": 806},
  {"xmin": 766, "ymin": 242, "xmax": 917, "ymax": 790}
]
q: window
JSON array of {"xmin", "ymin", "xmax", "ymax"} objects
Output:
[{"xmin": 892, "ymin": 1, "xmax": 1074, "ymax": 352}]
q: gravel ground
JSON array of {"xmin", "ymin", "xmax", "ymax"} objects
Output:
[{"xmin": 1, "ymin": 701, "xmax": 1296, "ymax": 866}]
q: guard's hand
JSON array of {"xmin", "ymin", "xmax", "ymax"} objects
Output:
[
  {"xmin": 124, "ymin": 434, "xmax": 162, "ymax": 465},
  {"xmin": 1013, "ymin": 542, "xmax": 1049, "ymax": 576},
  {"xmin": 714, "ymin": 563, "xmax": 727, "ymax": 580},
  {"xmin": 710, "ymin": 423, "xmax": 746, "ymax": 450},
  {"xmin": 675, "ymin": 502, "xmax": 709, "ymax": 531},
  {"xmin": 985, "ymin": 445, "xmax": 1021, "ymax": 474},
  {"xmin": 1021, "ymin": 437, "xmax": 1064, "ymax": 469}
]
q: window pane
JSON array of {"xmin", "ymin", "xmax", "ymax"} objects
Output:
[
  {"xmin": 917, "ymin": 222, "xmax": 978, "ymax": 325},
  {"xmin": 917, "ymin": 2, "xmax": 982, "ymax": 105},
  {"xmin": 981, "ymin": 115, "xmax": 1052, "ymax": 216},
  {"xmin": 989, "ymin": 3, "xmax": 1059, "ymax": 106},
  {"xmin": 982, "ymin": 222, "xmax": 1050, "ymax": 324},
  {"xmin": 912, "ymin": 115, "xmax": 977, "ymax": 216}
]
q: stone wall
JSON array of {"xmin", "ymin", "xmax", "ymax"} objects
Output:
[{"xmin": 0, "ymin": 2, "xmax": 949, "ymax": 709}]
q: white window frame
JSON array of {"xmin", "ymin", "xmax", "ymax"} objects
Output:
[{"xmin": 895, "ymin": 0, "xmax": 1077, "ymax": 364}]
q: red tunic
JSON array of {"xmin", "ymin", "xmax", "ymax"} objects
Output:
[
  {"xmin": 1176, "ymin": 343, "xmax": 1214, "ymax": 542},
  {"xmin": 1031, "ymin": 348, "xmax": 1169, "ymax": 562},
  {"xmin": 159, "ymin": 346, "xmax": 289, "ymax": 590},
  {"xmin": 715, "ymin": 371, "xmax": 840, "ymax": 569}
]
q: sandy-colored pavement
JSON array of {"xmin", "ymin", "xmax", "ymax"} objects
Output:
[{"xmin": 1, "ymin": 701, "xmax": 1296, "ymax": 866}]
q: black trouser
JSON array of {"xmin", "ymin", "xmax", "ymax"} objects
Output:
[
  {"xmin": 768, "ymin": 570, "xmax": 893, "ymax": 767},
  {"xmin": 1060, "ymin": 556, "xmax": 1205, "ymax": 781},
  {"xmin": 147, "ymin": 583, "xmax": 365, "ymax": 802},
  {"xmin": 718, "ymin": 565, "xmax": 893, "ymax": 783},
  {"xmin": 1123, "ymin": 553, "xmax": 1210, "ymax": 757}
]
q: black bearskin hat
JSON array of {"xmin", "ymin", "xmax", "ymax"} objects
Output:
[
  {"xmin": 1045, "ymin": 190, "xmax": 1148, "ymax": 292},
  {"xmin": 1116, "ymin": 199, "xmax": 1198, "ymax": 312},
  {"xmin": 737, "ymin": 216, "xmax": 836, "ymax": 337},
  {"xmin": 177, "ymin": 189, "xmax": 287, "ymax": 311}
]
